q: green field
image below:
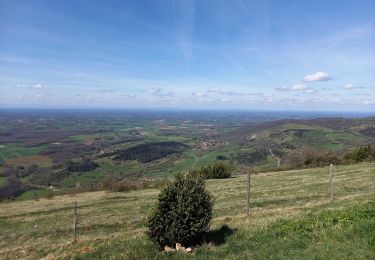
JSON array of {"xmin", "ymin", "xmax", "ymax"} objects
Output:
[
  {"xmin": 0, "ymin": 176, "xmax": 5, "ymax": 187},
  {"xmin": 16, "ymin": 189, "xmax": 51, "ymax": 201},
  {"xmin": 60, "ymin": 171, "xmax": 106, "ymax": 188},
  {"xmin": 0, "ymin": 162, "xmax": 374, "ymax": 259},
  {"xmin": 0, "ymin": 144, "xmax": 49, "ymax": 164}
]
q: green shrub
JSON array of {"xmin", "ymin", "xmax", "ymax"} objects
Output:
[
  {"xmin": 147, "ymin": 172, "xmax": 213, "ymax": 248},
  {"xmin": 191, "ymin": 161, "xmax": 232, "ymax": 179},
  {"xmin": 343, "ymin": 145, "xmax": 375, "ymax": 163}
]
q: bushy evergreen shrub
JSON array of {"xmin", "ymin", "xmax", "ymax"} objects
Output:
[
  {"xmin": 191, "ymin": 161, "xmax": 232, "ymax": 179},
  {"xmin": 147, "ymin": 172, "xmax": 213, "ymax": 248}
]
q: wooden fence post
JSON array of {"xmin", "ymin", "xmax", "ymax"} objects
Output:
[
  {"xmin": 72, "ymin": 201, "xmax": 77, "ymax": 242},
  {"xmin": 246, "ymin": 173, "xmax": 250, "ymax": 216},
  {"xmin": 329, "ymin": 164, "xmax": 334, "ymax": 201}
]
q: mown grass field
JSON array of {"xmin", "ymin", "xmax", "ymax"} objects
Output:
[{"xmin": 0, "ymin": 162, "xmax": 374, "ymax": 259}]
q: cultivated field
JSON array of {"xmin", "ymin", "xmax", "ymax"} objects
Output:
[
  {"xmin": 5, "ymin": 155, "xmax": 52, "ymax": 167},
  {"xmin": 0, "ymin": 162, "xmax": 374, "ymax": 259}
]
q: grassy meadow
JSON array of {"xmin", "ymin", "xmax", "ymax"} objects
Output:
[{"xmin": 0, "ymin": 162, "xmax": 374, "ymax": 259}]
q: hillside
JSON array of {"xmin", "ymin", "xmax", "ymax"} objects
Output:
[{"xmin": 0, "ymin": 162, "xmax": 374, "ymax": 259}]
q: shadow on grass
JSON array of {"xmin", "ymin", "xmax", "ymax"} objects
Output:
[{"xmin": 201, "ymin": 224, "xmax": 237, "ymax": 246}]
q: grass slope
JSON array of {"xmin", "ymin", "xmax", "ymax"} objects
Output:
[{"xmin": 0, "ymin": 162, "xmax": 374, "ymax": 259}]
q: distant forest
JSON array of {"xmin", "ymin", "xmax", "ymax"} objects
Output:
[{"xmin": 113, "ymin": 141, "xmax": 188, "ymax": 163}]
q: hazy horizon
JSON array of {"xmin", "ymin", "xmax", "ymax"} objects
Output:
[{"xmin": 1, "ymin": 107, "xmax": 375, "ymax": 118}]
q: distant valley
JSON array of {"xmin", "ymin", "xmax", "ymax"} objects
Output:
[{"xmin": 0, "ymin": 109, "xmax": 374, "ymax": 200}]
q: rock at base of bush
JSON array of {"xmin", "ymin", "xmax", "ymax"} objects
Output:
[
  {"xmin": 164, "ymin": 246, "xmax": 174, "ymax": 252},
  {"xmin": 176, "ymin": 243, "xmax": 185, "ymax": 251},
  {"xmin": 164, "ymin": 244, "xmax": 193, "ymax": 253}
]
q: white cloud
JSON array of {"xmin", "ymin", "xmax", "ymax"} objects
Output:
[
  {"xmin": 356, "ymin": 93, "xmax": 372, "ymax": 96},
  {"xmin": 342, "ymin": 83, "xmax": 363, "ymax": 90},
  {"xmin": 192, "ymin": 92, "xmax": 206, "ymax": 97},
  {"xmin": 276, "ymin": 84, "xmax": 308, "ymax": 91},
  {"xmin": 206, "ymin": 88, "xmax": 243, "ymax": 96},
  {"xmin": 121, "ymin": 94, "xmax": 138, "ymax": 98},
  {"xmin": 343, "ymin": 83, "xmax": 354, "ymax": 90},
  {"xmin": 207, "ymin": 88, "xmax": 220, "ymax": 93},
  {"xmin": 247, "ymin": 92, "xmax": 266, "ymax": 97},
  {"xmin": 291, "ymin": 84, "xmax": 309, "ymax": 91},
  {"xmin": 302, "ymin": 89, "xmax": 317, "ymax": 94},
  {"xmin": 148, "ymin": 87, "xmax": 162, "ymax": 93},
  {"xmin": 16, "ymin": 94, "xmax": 43, "ymax": 100},
  {"xmin": 96, "ymin": 89, "xmax": 115, "ymax": 93},
  {"xmin": 263, "ymin": 97, "xmax": 275, "ymax": 102},
  {"xmin": 362, "ymin": 100, "xmax": 375, "ymax": 105},
  {"xmin": 32, "ymin": 83, "xmax": 44, "ymax": 89},
  {"xmin": 222, "ymin": 90, "xmax": 242, "ymax": 96},
  {"xmin": 302, "ymin": 72, "xmax": 331, "ymax": 82},
  {"xmin": 276, "ymin": 84, "xmax": 318, "ymax": 94}
]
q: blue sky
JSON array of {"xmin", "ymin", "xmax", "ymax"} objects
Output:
[{"xmin": 0, "ymin": 0, "xmax": 374, "ymax": 111}]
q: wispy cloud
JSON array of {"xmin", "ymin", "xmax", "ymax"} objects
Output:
[
  {"xmin": 148, "ymin": 87, "xmax": 162, "ymax": 94},
  {"xmin": 318, "ymin": 18, "xmax": 375, "ymax": 55},
  {"xmin": 17, "ymin": 93, "xmax": 43, "ymax": 101},
  {"xmin": 173, "ymin": 0, "xmax": 195, "ymax": 61},
  {"xmin": 362, "ymin": 99, "xmax": 375, "ymax": 105},
  {"xmin": 206, "ymin": 88, "xmax": 243, "ymax": 96},
  {"xmin": 275, "ymin": 84, "xmax": 316, "ymax": 94},
  {"xmin": 95, "ymin": 89, "xmax": 115, "ymax": 93}
]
